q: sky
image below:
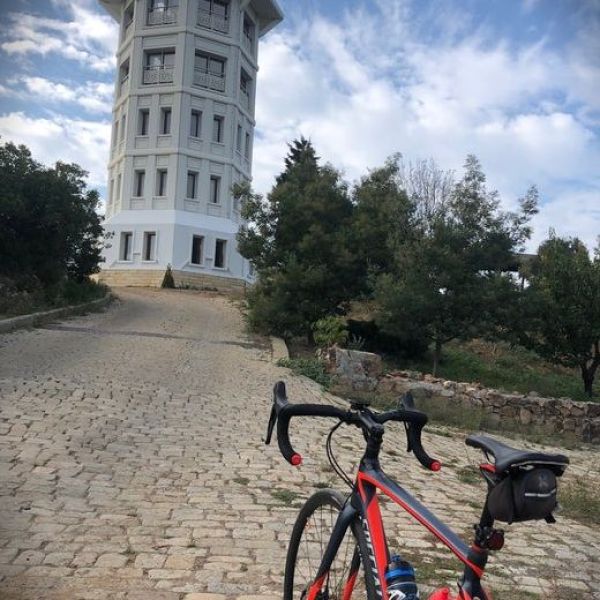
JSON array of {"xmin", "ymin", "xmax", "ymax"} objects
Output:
[{"xmin": 0, "ymin": 0, "xmax": 598, "ymax": 251}]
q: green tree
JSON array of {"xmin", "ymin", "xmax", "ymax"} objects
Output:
[
  {"xmin": 352, "ymin": 155, "xmax": 414, "ymax": 280},
  {"xmin": 375, "ymin": 155, "xmax": 538, "ymax": 374},
  {"xmin": 0, "ymin": 141, "xmax": 103, "ymax": 287},
  {"xmin": 236, "ymin": 138, "xmax": 359, "ymax": 340},
  {"xmin": 518, "ymin": 235, "xmax": 600, "ymax": 397}
]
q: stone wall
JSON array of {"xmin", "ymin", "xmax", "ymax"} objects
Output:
[{"xmin": 322, "ymin": 346, "xmax": 600, "ymax": 444}]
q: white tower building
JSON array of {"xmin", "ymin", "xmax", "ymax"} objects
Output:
[{"xmin": 98, "ymin": 0, "xmax": 282, "ymax": 291}]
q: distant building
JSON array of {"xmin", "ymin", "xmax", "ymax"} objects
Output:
[{"xmin": 98, "ymin": 0, "xmax": 283, "ymax": 290}]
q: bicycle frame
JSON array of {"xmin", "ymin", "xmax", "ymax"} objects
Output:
[{"xmin": 305, "ymin": 453, "xmax": 493, "ymax": 600}]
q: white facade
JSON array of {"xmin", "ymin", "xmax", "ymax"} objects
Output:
[{"xmin": 99, "ymin": 0, "xmax": 282, "ymax": 285}]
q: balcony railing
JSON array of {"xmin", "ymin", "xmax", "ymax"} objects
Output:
[
  {"xmin": 197, "ymin": 9, "xmax": 228, "ymax": 33},
  {"xmin": 242, "ymin": 34, "xmax": 253, "ymax": 55},
  {"xmin": 193, "ymin": 68, "xmax": 226, "ymax": 92},
  {"xmin": 147, "ymin": 7, "xmax": 178, "ymax": 25},
  {"xmin": 240, "ymin": 89, "xmax": 250, "ymax": 110},
  {"xmin": 143, "ymin": 65, "xmax": 174, "ymax": 84},
  {"xmin": 119, "ymin": 74, "xmax": 129, "ymax": 96}
]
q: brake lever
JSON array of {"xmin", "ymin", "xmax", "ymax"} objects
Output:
[
  {"xmin": 264, "ymin": 404, "xmax": 277, "ymax": 445},
  {"xmin": 404, "ymin": 422, "xmax": 412, "ymax": 453}
]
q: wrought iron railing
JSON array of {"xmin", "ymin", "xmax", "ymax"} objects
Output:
[
  {"xmin": 143, "ymin": 65, "xmax": 174, "ymax": 84},
  {"xmin": 147, "ymin": 7, "xmax": 178, "ymax": 25},
  {"xmin": 197, "ymin": 9, "xmax": 228, "ymax": 33},
  {"xmin": 193, "ymin": 68, "xmax": 226, "ymax": 92}
]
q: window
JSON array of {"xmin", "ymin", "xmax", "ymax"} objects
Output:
[
  {"xmin": 245, "ymin": 132, "xmax": 251, "ymax": 158},
  {"xmin": 109, "ymin": 178, "xmax": 115, "ymax": 203},
  {"xmin": 187, "ymin": 171, "xmax": 198, "ymax": 198},
  {"xmin": 214, "ymin": 239, "xmax": 226, "ymax": 268},
  {"xmin": 156, "ymin": 169, "xmax": 168, "ymax": 196},
  {"xmin": 144, "ymin": 49, "xmax": 175, "ymax": 84},
  {"xmin": 120, "ymin": 232, "xmax": 133, "ymax": 261},
  {"xmin": 160, "ymin": 107, "xmax": 171, "ymax": 134},
  {"xmin": 138, "ymin": 109, "xmax": 149, "ymax": 135},
  {"xmin": 209, "ymin": 176, "xmax": 221, "ymax": 204},
  {"xmin": 117, "ymin": 174, "xmax": 122, "ymax": 200},
  {"xmin": 242, "ymin": 13, "xmax": 255, "ymax": 49},
  {"xmin": 119, "ymin": 60, "xmax": 130, "ymax": 94},
  {"xmin": 236, "ymin": 125, "xmax": 242, "ymax": 152},
  {"xmin": 212, "ymin": 115, "xmax": 224, "ymax": 143},
  {"xmin": 198, "ymin": 0, "xmax": 229, "ymax": 32},
  {"xmin": 134, "ymin": 171, "xmax": 145, "ymax": 197},
  {"xmin": 194, "ymin": 52, "xmax": 226, "ymax": 91},
  {"xmin": 148, "ymin": 0, "xmax": 178, "ymax": 25},
  {"xmin": 191, "ymin": 235, "xmax": 204, "ymax": 265},
  {"xmin": 190, "ymin": 109, "xmax": 202, "ymax": 137},
  {"xmin": 240, "ymin": 69, "xmax": 251, "ymax": 109},
  {"xmin": 112, "ymin": 121, "xmax": 119, "ymax": 147},
  {"xmin": 120, "ymin": 114, "xmax": 126, "ymax": 141},
  {"xmin": 123, "ymin": 3, "xmax": 134, "ymax": 29},
  {"xmin": 143, "ymin": 232, "xmax": 157, "ymax": 261}
]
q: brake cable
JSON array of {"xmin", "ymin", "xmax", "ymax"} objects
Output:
[{"xmin": 326, "ymin": 421, "xmax": 354, "ymax": 489}]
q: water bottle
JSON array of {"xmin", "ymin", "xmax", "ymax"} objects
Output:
[{"xmin": 385, "ymin": 554, "xmax": 419, "ymax": 599}]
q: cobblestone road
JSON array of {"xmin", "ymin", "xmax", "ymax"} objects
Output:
[{"xmin": 0, "ymin": 289, "xmax": 598, "ymax": 599}]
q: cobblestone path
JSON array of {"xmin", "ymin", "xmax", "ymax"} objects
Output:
[{"xmin": 0, "ymin": 289, "xmax": 598, "ymax": 599}]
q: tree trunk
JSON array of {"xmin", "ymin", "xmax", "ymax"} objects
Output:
[
  {"xmin": 432, "ymin": 339, "xmax": 442, "ymax": 376},
  {"xmin": 581, "ymin": 365, "xmax": 594, "ymax": 398},
  {"xmin": 307, "ymin": 329, "xmax": 315, "ymax": 347},
  {"xmin": 581, "ymin": 344, "xmax": 600, "ymax": 398}
]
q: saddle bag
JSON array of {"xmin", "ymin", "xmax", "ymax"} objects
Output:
[{"xmin": 487, "ymin": 466, "xmax": 558, "ymax": 524}]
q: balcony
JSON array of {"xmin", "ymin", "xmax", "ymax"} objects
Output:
[
  {"xmin": 197, "ymin": 9, "xmax": 229, "ymax": 33},
  {"xmin": 143, "ymin": 65, "xmax": 174, "ymax": 84},
  {"xmin": 147, "ymin": 7, "xmax": 178, "ymax": 26},
  {"xmin": 193, "ymin": 68, "xmax": 226, "ymax": 92},
  {"xmin": 242, "ymin": 33, "xmax": 253, "ymax": 55},
  {"xmin": 119, "ymin": 74, "xmax": 129, "ymax": 96},
  {"xmin": 240, "ymin": 89, "xmax": 250, "ymax": 110}
]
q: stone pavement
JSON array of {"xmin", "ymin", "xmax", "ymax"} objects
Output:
[{"xmin": 0, "ymin": 289, "xmax": 598, "ymax": 599}]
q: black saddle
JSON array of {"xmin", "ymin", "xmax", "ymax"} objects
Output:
[{"xmin": 466, "ymin": 434, "xmax": 569, "ymax": 475}]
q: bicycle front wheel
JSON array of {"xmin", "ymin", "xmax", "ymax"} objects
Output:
[{"xmin": 283, "ymin": 488, "xmax": 377, "ymax": 600}]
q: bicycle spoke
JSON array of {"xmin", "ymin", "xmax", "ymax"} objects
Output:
[{"xmin": 290, "ymin": 496, "xmax": 367, "ymax": 600}]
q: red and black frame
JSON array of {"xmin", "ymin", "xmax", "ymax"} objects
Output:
[{"xmin": 266, "ymin": 381, "xmax": 498, "ymax": 600}]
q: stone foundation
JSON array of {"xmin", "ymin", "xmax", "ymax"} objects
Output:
[{"xmin": 98, "ymin": 269, "xmax": 247, "ymax": 295}]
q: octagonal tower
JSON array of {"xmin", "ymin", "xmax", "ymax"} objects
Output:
[{"xmin": 98, "ymin": 0, "xmax": 283, "ymax": 290}]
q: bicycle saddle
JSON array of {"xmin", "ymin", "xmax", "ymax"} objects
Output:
[{"xmin": 466, "ymin": 434, "xmax": 569, "ymax": 475}]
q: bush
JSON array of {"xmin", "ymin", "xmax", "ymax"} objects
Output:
[
  {"xmin": 162, "ymin": 265, "xmax": 175, "ymax": 289},
  {"xmin": 0, "ymin": 276, "xmax": 107, "ymax": 317},
  {"xmin": 312, "ymin": 316, "xmax": 348, "ymax": 348},
  {"xmin": 277, "ymin": 358, "xmax": 331, "ymax": 388}
]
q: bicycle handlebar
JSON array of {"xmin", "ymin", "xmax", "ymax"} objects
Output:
[{"xmin": 265, "ymin": 381, "xmax": 441, "ymax": 472}]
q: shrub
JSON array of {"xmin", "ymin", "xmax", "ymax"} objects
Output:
[
  {"xmin": 162, "ymin": 264, "xmax": 175, "ymax": 289},
  {"xmin": 312, "ymin": 316, "xmax": 348, "ymax": 348},
  {"xmin": 277, "ymin": 358, "xmax": 331, "ymax": 388}
]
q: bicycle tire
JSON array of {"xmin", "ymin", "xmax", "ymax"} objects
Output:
[{"xmin": 283, "ymin": 488, "xmax": 378, "ymax": 600}]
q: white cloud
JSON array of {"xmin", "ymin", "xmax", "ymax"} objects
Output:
[
  {"xmin": 16, "ymin": 76, "xmax": 114, "ymax": 114},
  {"xmin": 531, "ymin": 189, "xmax": 600, "ymax": 252},
  {"xmin": 0, "ymin": 112, "xmax": 110, "ymax": 189},
  {"xmin": 1, "ymin": 4, "xmax": 118, "ymax": 72}
]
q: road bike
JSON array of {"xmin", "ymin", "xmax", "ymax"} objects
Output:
[{"xmin": 265, "ymin": 381, "xmax": 569, "ymax": 600}]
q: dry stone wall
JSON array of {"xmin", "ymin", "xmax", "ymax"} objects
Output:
[{"xmin": 323, "ymin": 346, "xmax": 600, "ymax": 444}]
